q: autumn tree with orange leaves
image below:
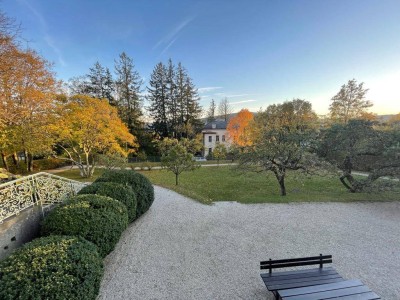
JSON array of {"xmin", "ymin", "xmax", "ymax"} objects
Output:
[
  {"xmin": 227, "ymin": 109, "xmax": 254, "ymax": 146},
  {"xmin": 1, "ymin": 11, "xmax": 59, "ymax": 171},
  {"xmin": 53, "ymin": 95, "xmax": 137, "ymax": 178}
]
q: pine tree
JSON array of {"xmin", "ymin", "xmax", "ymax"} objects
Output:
[
  {"xmin": 166, "ymin": 59, "xmax": 178, "ymax": 137},
  {"xmin": 182, "ymin": 75, "xmax": 202, "ymax": 138},
  {"xmin": 114, "ymin": 52, "xmax": 143, "ymax": 134},
  {"xmin": 147, "ymin": 62, "xmax": 169, "ymax": 137},
  {"xmin": 87, "ymin": 61, "xmax": 115, "ymax": 105},
  {"xmin": 207, "ymin": 99, "xmax": 216, "ymax": 122}
]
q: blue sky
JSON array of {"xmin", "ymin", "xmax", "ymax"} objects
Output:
[{"xmin": 3, "ymin": 0, "xmax": 400, "ymax": 115}]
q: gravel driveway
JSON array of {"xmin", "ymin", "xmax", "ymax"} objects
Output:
[{"xmin": 98, "ymin": 186, "xmax": 400, "ymax": 300}]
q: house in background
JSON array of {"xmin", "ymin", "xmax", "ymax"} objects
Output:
[{"xmin": 201, "ymin": 120, "xmax": 231, "ymax": 157}]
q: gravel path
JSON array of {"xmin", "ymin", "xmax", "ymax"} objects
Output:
[{"xmin": 98, "ymin": 186, "xmax": 400, "ymax": 300}]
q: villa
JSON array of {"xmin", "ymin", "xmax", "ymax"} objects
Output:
[{"xmin": 201, "ymin": 120, "xmax": 231, "ymax": 157}]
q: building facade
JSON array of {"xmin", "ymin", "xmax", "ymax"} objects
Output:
[{"xmin": 201, "ymin": 120, "xmax": 231, "ymax": 157}]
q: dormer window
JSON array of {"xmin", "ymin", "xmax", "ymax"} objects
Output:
[{"xmin": 211, "ymin": 123, "xmax": 216, "ymax": 129}]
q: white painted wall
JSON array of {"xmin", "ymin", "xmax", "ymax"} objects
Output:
[{"xmin": 202, "ymin": 129, "xmax": 231, "ymax": 156}]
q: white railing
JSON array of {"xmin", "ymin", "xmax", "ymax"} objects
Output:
[{"xmin": 0, "ymin": 172, "xmax": 88, "ymax": 223}]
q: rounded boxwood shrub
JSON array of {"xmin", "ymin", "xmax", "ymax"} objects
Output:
[
  {"xmin": 41, "ymin": 194, "xmax": 128, "ymax": 257},
  {"xmin": 0, "ymin": 235, "xmax": 103, "ymax": 300},
  {"xmin": 95, "ymin": 170, "xmax": 154, "ymax": 217},
  {"xmin": 78, "ymin": 182, "xmax": 137, "ymax": 222}
]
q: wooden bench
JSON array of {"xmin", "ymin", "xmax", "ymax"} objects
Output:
[
  {"xmin": 260, "ymin": 255, "xmax": 380, "ymax": 300},
  {"xmin": 260, "ymin": 254, "xmax": 344, "ymax": 299},
  {"xmin": 278, "ymin": 279, "xmax": 381, "ymax": 300}
]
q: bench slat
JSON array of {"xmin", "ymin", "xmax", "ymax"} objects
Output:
[
  {"xmin": 261, "ymin": 267, "xmax": 335, "ymax": 279},
  {"xmin": 281, "ymin": 286, "xmax": 372, "ymax": 300},
  {"xmin": 261, "ymin": 259, "xmax": 332, "ymax": 270},
  {"xmin": 264, "ymin": 274, "xmax": 343, "ymax": 288},
  {"xmin": 261, "ymin": 269, "xmax": 338, "ymax": 282},
  {"xmin": 269, "ymin": 277, "xmax": 344, "ymax": 291},
  {"xmin": 279, "ymin": 279, "xmax": 363, "ymax": 297},
  {"xmin": 328, "ymin": 291, "xmax": 381, "ymax": 300},
  {"xmin": 260, "ymin": 255, "xmax": 332, "ymax": 265}
]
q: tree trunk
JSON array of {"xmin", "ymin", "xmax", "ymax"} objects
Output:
[
  {"xmin": 12, "ymin": 152, "xmax": 18, "ymax": 166},
  {"xmin": 23, "ymin": 150, "xmax": 29, "ymax": 172},
  {"xmin": 273, "ymin": 169, "xmax": 286, "ymax": 196},
  {"xmin": 278, "ymin": 176, "xmax": 286, "ymax": 196},
  {"xmin": 27, "ymin": 152, "xmax": 33, "ymax": 172},
  {"xmin": 1, "ymin": 153, "xmax": 9, "ymax": 171},
  {"xmin": 175, "ymin": 173, "xmax": 179, "ymax": 185}
]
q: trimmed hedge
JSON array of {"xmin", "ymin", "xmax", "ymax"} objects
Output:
[
  {"xmin": 78, "ymin": 182, "xmax": 137, "ymax": 222},
  {"xmin": 95, "ymin": 170, "xmax": 154, "ymax": 217},
  {"xmin": 0, "ymin": 235, "xmax": 103, "ymax": 300},
  {"xmin": 41, "ymin": 194, "xmax": 128, "ymax": 257}
]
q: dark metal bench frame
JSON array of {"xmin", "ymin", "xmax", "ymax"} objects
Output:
[{"xmin": 260, "ymin": 254, "xmax": 338, "ymax": 300}]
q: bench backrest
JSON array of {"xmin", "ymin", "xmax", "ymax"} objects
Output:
[{"xmin": 260, "ymin": 254, "xmax": 332, "ymax": 274}]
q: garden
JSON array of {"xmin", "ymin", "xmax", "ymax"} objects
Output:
[{"xmin": 0, "ymin": 169, "xmax": 154, "ymax": 300}]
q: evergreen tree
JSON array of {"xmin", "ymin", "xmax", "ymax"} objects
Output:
[
  {"xmin": 114, "ymin": 52, "xmax": 143, "ymax": 134},
  {"xmin": 207, "ymin": 99, "xmax": 216, "ymax": 122},
  {"xmin": 166, "ymin": 59, "xmax": 178, "ymax": 137},
  {"xmin": 87, "ymin": 61, "xmax": 115, "ymax": 105},
  {"xmin": 181, "ymin": 75, "xmax": 202, "ymax": 138},
  {"xmin": 147, "ymin": 62, "xmax": 169, "ymax": 137}
]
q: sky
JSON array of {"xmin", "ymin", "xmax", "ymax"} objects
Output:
[{"xmin": 3, "ymin": 0, "xmax": 400, "ymax": 115}]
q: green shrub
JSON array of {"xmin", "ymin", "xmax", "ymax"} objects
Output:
[
  {"xmin": 95, "ymin": 170, "xmax": 154, "ymax": 217},
  {"xmin": 78, "ymin": 182, "xmax": 137, "ymax": 222},
  {"xmin": 41, "ymin": 194, "xmax": 128, "ymax": 257},
  {"xmin": 0, "ymin": 235, "xmax": 103, "ymax": 300}
]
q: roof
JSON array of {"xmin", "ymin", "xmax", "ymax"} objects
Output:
[{"xmin": 203, "ymin": 120, "xmax": 227, "ymax": 130}]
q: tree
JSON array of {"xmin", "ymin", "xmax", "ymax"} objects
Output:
[
  {"xmin": 318, "ymin": 119, "xmax": 400, "ymax": 192},
  {"xmin": 207, "ymin": 99, "xmax": 216, "ymax": 122},
  {"xmin": 53, "ymin": 95, "xmax": 137, "ymax": 178},
  {"xmin": 213, "ymin": 143, "xmax": 227, "ymax": 166},
  {"xmin": 329, "ymin": 79, "xmax": 372, "ymax": 124},
  {"xmin": 159, "ymin": 138, "xmax": 199, "ymax": 185},
  {"xmin": 147, "ymin": 62, "xmax": 169, "ymax": 137},
  {"xmin": 227, "ymin": 109, "xmax": 254, "ymax": 146},
  {"xmin": 238, "ymin": 99, "xmax": 319, "ymax": 196},
  {"xmin": 87, "ymin": 62, "xmax": 115, "ymax": 105},
  {"xmin": 146, "ymin": 60, "xmax": 202, "ymax": 139},
  {"xmin": 0, "ymin": 46, "xmax": 58, "ymax": 172},
  {"xmin": 218, "ymin": 97, "xmax": 233, "ymax": 121},
  {"xmin": 114, "ymin": 52, "xmax": 143, "ymax": 134}
]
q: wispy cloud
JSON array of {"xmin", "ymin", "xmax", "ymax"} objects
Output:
[
  {"xmin": 198, "ymin": 86, "xmax": 223, "ymax": 93},
  {"xmin": 154, "ymin": 16, "xmax": 195, "ymax": 55},
  {"xmin": 44, "ymin": 35, "xmax": 66, "ymax": 66},
  {"xmin": 230, "ymin": 99, "xmax": 257, "ymax": 105},
  {"xmin": 17, "ymin": 0, "xmax": 67, "ymax": 67},
  {"xmin": 226, "ymin": 93, "xmax": 251, "ymax": 98}
]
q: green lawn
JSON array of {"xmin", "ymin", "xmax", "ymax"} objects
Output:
[
  {"xmin": 57, "ymin": 166, "xmax": 399, "ymax": 204},
  {"xmin": 56, "ymin": 169, "xmax": 105, "ymax": 182},
  {"xmin": 139, "ymin": 166, "xmax": 400, "ymax": 204}
]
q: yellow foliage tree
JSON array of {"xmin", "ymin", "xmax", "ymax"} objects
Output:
[
  {"xmin": 0, "ymin": 45, "xmax": 58, "ymax": 171},
  {"xmin": 53, "ymin": 95, "xmax": 137, "ymax": 177},
  {"xmin": 226, "ymin": 109, "xmax": 254, "ymax": 146}
]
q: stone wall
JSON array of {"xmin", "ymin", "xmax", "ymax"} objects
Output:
[{"xmin": 0, "ymin": 206, "xmax": 42, "ymax": 260}]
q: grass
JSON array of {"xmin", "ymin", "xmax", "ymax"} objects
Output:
[
  {"xmin": 55, "ymin": 168, "xmax": 105, "ymax": 182},
  {"xmin": 57, "ymin": 166, "xmax": 400, "ymax": 204}
]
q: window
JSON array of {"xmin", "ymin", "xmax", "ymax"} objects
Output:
[
  {"xmin": 216, "ymin": 135, "xmax": 219, "ymax": 142},
  {"xmin": 209, "ymin": 148, "xmax": 212, "ymax": 154},
  {"xmin": 208, "ymin": 136, "xmax": 212, "ymax": 142},
  {"xmin": 222, "ymin": 135, "xmax": 225, "ymax": 142},
  {"xmin": 212, "ymin": 123, "xmax": 216, "ymax": 129}
]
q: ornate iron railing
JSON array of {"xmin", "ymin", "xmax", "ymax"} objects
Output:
[{"xmin": 0, "ymin": 172, "xmax": 88, "ymax": 223}]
